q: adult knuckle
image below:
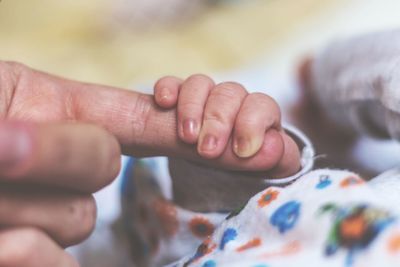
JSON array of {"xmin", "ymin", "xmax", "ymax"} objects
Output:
[
  {"xmin": 129, "ymin": 94, "xmax": 153, "ymax": 141},
  {"xmin": 0, "ymin": 61, "xmax": 30, "ymax": 117}
]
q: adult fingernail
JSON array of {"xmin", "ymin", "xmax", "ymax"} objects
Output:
[
  {"xmin": 234, "ymin": 136, "xmax": 261, "ymax": 158},
  {"xmin": 182, "ymin": 119, "xmax": 198, "ymax": 140},
  {"xmin": 0, "ymin": 124, "xmax": 32, "ymax": 169},
  {"xmin": 200, "ymin": 134, "xmax": 217, "ymax": 152}
]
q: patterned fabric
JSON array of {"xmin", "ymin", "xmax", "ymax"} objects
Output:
[
  {"xmin": 120, "ymin": 158, "xmax": 227, "ymax": 267},
  {"xmin": 121, "ymin": 156, "xmax": 400, "ymax": 267},
  {"xmin": 119, "ymin": 120, "xmax": 400, "ymax": 267},
  {"xmin": 168, "ymin": 169, "xmax": 400, "ymax": 267}
]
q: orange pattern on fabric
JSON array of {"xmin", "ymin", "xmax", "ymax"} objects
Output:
[
  {"xmin": 258, "ymin": 189, "xmax": 279, "ymax": 208},
  {"xmin": 202, "ymin": 237, "xmax": 217, "ymax": 255},
  {"xmin": 153, "ymin": 198, "xmax": 179, "ymax": 236},
  {"xmin": 340, "ymin": 215, "xmax": 367, "ymax": 239},
  {"xmin": 189, "ymin": 216, "xmax": 215, "ymax": 239},
  {"xmin": 260, "ymin": 241, "xmax": 301, "ymax": 258},
  {"xmin": 388, "ymin": 233, "xmax": 400, "ymax": 253},
  {"xmin": 340, "ymin": 176, "xmax": 365, "ymax": 188},
  {"xmin": 236, "ymin": 238, "xmax": 262, "ymax": 252}
]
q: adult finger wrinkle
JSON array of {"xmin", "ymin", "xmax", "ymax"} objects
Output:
[
  {"xmin": 129, "ymin": 94, "xmax": 154, "ymax": 144},
  {"xmin": 0, "ymin": 61, "xmax": 24, "ymax": 118}
]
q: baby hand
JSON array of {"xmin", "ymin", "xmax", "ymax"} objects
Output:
[{"xmin": 154, "ymin": 74, "xmax": 301, "ymax": 177}]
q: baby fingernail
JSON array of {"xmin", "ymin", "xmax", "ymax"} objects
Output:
[
  {"xmin": 0, "ymin": 124, "xmax": 32, "ymax": 169},
  {"xmin": 234, "ymin": 137, "xmax": 260, "ymax": 158},
  {"xmin": 158, "ymin": 87, "xmax": 171, "ymax": 101},
  {"xmin": 200, "ymin": 134, "xmax": 217, "ymax": 152},
  {"xmin": 182, "ymin": 119, "xmax": 198, "ymax": 140}
]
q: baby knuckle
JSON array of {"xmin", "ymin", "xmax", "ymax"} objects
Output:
[
  {"xmin": 179, "ymin": 100, "xmax": 204, "ymax": 111},
  {"xmin": 203, "ymin": 110, "xmax": 229, "ymax": 126},
  {"xmin": 215, "ymin": 82, "xmax": 247, "ymax": 96},
  {"xmin": 251, "ymin": 93, "xmax": 281, "ymax": 120},
  {"xmin": 154, "ymin": 75, "xmax": 179, "ymax": 89},
  {"xmin": 254, "ymin": 93, "xmax": 280, "ymax": 110},
  {"xmin": 186, "ymin": 74, "xmax": 214, "ymax": 87},
  {"xmin": 237, "ymin": 117, "xmax": 261, "ymax": 129}
]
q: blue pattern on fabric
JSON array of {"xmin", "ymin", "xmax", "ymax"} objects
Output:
[
  {"xmin": 316, "ymin": 175, "xmax": 332, "ymax": 189},
  {"xmin": 202, "ymin": 260, "xmax": 216, "ymax": 267},
  {"xmin": 220, "ymin": 228, "xmax": 238, "ymax": 250},
  {"xmin": 270, "ymin": 201, "xmax": 301, "ymax": 234}
]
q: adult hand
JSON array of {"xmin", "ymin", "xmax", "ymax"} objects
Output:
[
  {"xmin": 0, "ymin": 61, "xmax": 299, "ymax": 266},
  {"xmin": 0, "ymin": 61, "xmax": 123, "ymax": 266}
]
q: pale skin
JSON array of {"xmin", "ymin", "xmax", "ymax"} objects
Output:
[{"xmin": 0, "ymin": 61, "xmax": 300, "ymax": 266}]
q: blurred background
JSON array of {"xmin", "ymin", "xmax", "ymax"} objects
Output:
[
  {"xmin": 0, "ymin": 0, "xmax": 340, "ymax": 87},
  {"xmin": 2, "ymin": 0, "xmax": 400, "ymax": 266}
]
